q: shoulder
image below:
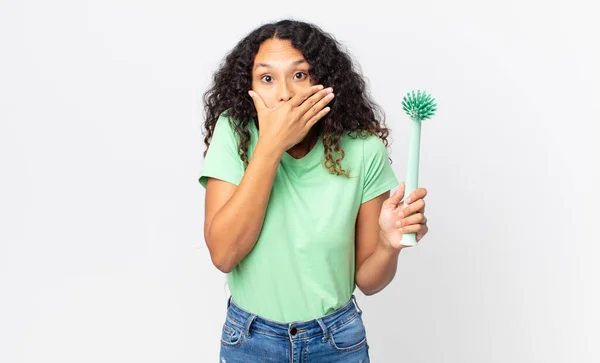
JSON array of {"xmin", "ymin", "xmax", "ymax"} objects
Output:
[
  {"xmin": 362, "ymin": 134, "xmax": 387, "ymax": 154},
  {"xmin": 341, "ymin": 132, "xmax": 388, "ymax": 158},
  {"xmin": 211, "ymin": 110, "xmax": 247, "ymax": 145},
  {"xmin": 214, "ymin": 110, "xmax": 236, "ymax": 131},
  {"xmin": 213, "ymin": 110, "xmax": 257, "ymax": 138}
]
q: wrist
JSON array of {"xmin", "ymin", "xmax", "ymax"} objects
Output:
[
  {"xmin": 256, "ymin": 138, "xmax": 284, "ymax": 160},
  {"xmin": 378, "ymin": 230, "xmax": 403, "ymax": 255}
]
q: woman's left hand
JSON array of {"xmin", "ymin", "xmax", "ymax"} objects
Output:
[{"xmin": 378, "ymin": 182, "xmax": 429, "ymax": 250}]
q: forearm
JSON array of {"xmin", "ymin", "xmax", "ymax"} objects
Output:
[
  {"xmin": 355, "ymin": 232, "xmax": 403, "ymax": 296},
  {"xmin": 208, "ymin": 140, "xmax": 282, "ymax": 273}
]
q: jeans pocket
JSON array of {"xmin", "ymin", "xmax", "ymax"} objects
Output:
[
  {"xmin": 328, "ymin": 314, "xmax": 368, "ymax": 352},
  {"xmin": 220, "ymin": 319, "xmax": 245, "ymax": 348}
]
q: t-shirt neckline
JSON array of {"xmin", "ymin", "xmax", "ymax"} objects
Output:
[{"xmin": 280, "ymin": 134, "xmax": 323, "ymax": 168}]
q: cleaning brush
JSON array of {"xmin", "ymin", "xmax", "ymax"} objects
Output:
[{"xmin": 401, "ymin": 90, "xmax": 437, "ymax": 246}]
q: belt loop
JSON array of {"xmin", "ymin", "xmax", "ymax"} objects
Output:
[
  {"xmin": 351, "ymin": 295, "xmax": 362, "ymax": 314},
  {"xmin": 316, "ymin": 318, "xmax": 328, "ymax": 342},
  {"xmin": 227, "ymin": 295, "xmax": 232, "ymax": 308},
  {"xmin": 244, "ymin": 314, "xmax": 257, "ymax": 338}
]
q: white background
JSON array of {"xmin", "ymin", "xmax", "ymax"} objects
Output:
[{"xmin": 1, "ymin": 0, "xmax": 598, "ymax": 362}]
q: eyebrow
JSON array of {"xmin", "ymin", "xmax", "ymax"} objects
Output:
[{"xmin": 254, "ymin": 59, "xmax": 307, "ymax": 70}]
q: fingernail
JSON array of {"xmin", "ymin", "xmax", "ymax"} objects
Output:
[
  {"xmin": 248, "ymin": 91, "xmax": 253, "ymax": 97},
  {"xmin": 406, "ymin": 198, "xmax": 411, "ymax": 204}
]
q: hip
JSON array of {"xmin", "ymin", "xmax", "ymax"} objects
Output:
[{"xmin": 219, "ymin": 294, "xmax": 370, "ymax": 362}]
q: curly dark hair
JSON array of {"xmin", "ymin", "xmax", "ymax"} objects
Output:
[{"xmin": 201, "ymin": 19, "xmax": 392, "ymax": 177}]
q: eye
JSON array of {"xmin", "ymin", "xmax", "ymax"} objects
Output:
[
  {"xmin": 294, "ymin": 72, "xmax": 307, "ymax": 80},
  {"xmin": 261, "ymin": 75, "xmax": 273, "ymax": 83}
]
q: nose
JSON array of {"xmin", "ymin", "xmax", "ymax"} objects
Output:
[{"xmin": 278, "ymin": 80, "xmax": 294, "ymax": 102}]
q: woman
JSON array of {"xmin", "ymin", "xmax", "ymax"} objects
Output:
[{"xmin": 199, "ymin": 19, "xmax": 429, "ymax": 362}]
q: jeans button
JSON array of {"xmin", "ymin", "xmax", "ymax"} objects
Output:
[{"xmin": 290, "ymin": 327, "xmax": 297, "ymax": 336}]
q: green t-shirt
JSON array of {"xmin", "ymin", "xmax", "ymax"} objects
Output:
[{"xmin": 199, "ymin": 112, "xmax": 399, "ymax": 323}]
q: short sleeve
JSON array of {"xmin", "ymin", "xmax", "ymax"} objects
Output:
[
  {"xmin": 198, "ymin": 112, "xmax": 245, "ymax": 189},
  {"xmin": 361, "ymin": 136, "xmax": 400, "ymax": 203}
]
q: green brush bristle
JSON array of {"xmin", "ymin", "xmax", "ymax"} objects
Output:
[{"xmin": 402, "ymin": 90, "xmax": 437, "ymax": 122}]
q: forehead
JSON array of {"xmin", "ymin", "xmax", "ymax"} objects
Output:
[{"xmin": 253, "ymin": 38, "xmax": 306, "ymax": 66}]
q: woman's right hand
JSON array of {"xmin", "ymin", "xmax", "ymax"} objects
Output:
[{"xmin": 248, "ymin": 85, "xmax": 334, "ymax": 154}]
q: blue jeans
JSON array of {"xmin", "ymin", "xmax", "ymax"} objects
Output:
[{"xmin": 219, "ymin": 295, "xmax": 370, "ymax": 362}]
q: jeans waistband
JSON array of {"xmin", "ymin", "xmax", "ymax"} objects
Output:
[{"xmin": 225, "ymin": 295, "xmax": 363, "ymax": 341}]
